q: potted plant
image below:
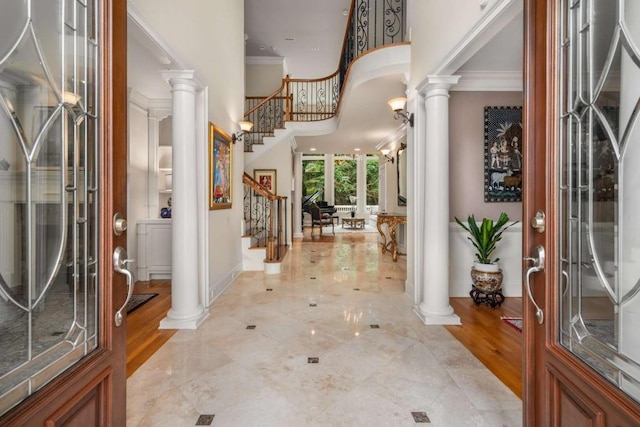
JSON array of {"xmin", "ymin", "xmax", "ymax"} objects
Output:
[{"xmin": 454, "ymin": 212, "xmax": 517, "ymax": 303}]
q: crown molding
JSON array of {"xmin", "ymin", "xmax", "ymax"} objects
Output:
[
  {"xmin": 128, "ymin": 88, "xmax": 149, "ymax": 109},
  {"xmin": 127, "ymin": 88, "xmax": 172, "ymax": 118},
  {"xmin": 452, "ymin": 71, "xmax": 522, "ymax": 91}
]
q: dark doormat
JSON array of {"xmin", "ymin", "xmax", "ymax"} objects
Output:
[{"xmin": 126, "ymin": 293, "xmax": 159, "ymax": 314}]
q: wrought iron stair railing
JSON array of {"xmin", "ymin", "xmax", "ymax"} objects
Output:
[
  {"xmin": 242, "ymin": 172, "xmax": 288, "ymax": 263},
  {"xmin": 243, "ymin": 0, "xmax": 407, "ymax": 151}
]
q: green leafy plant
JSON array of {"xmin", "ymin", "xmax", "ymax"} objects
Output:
[{"xmin": 454, "ymin": 212, "xmax": 518, "ymax": 264}]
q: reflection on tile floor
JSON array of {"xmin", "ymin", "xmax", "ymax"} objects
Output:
[{"xmin": 127, "ymin": 234, "xmax": 522, "ymax": 426}]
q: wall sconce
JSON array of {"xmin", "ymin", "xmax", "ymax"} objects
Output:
[
  {"xmin": 380, "ymin": 148, "xmax": 394, "ymax": 164},
  {"xmin": 231, "ymin": 120, "xmax": 254, "ymax": 144},
  {"xmin": 387, "ymin": 97, "xmax": 414, "ymax": 127}
]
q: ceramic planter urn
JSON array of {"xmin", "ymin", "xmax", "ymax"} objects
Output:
[{"xmin": 470, "ymin": 262, "xmax": 503, "ymax": 293}]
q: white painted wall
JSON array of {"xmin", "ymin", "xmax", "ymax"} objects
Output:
[
  {"xmin": 246, "ymin": 59, "xmax": 284, "ymax": 96},
  {"xmin": 409, "ymin": 0, "xmax": 493, "ymax": 88},
  {"xmin": 127, "ymin": 100, "xmax": 150, "ymax": 274},
  {"xmin": 129, "ymin": 0, "xmax": 246, "ymax": 304},
  {"xmin": 127, "ymin": 35, "xmax": 171, "ymax": 100},
  {"xmin": 409, "ymin": 0, "xmax": 520, "ymax": 89}
]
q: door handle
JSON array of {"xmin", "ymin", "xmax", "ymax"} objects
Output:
[
  {"xmin": 523, "ymin": 245, "xmax": 545, "ymax": 324},
  {"xmin": 113, "ymin": 246, "xmax": 135, "ymax": 327}
]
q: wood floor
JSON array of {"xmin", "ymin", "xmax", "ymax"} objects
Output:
[
  {"xmin": 446, "ymin": 297, "xmax": 523, "ymax": 398},
  {"xmin": 125, "ymin": 279, "xmax": 524, "ymax": 399},
  {"xmin": 126, "ymin": 280, "xmax": 176, "ymax": 377}
]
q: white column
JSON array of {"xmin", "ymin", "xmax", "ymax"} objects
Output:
[
  {"xmin": 324, "ymin": 154, "xmax": 334, "ymax": 204},
  {"xmin": 406, "ymin": 93, "xmax": 419, "ymax": 301},
  {"xmin": 415, "ymin": 75, "xmax": 460, "ymax": 325},
  {"xmin": 293, "ymin": 152, "xmax": 303, "ymax": 238},
  {"xmin": 159, "ymin": 70, "xmax": 208, "ymax": 329},
  {"xmin": 356, "ymin": 154, "xmax": 366, "ymax": 216}
]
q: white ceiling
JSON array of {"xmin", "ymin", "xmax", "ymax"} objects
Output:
[{"xmin": 244, "ymin": 0, "xmax": 352, "ymax": 79}]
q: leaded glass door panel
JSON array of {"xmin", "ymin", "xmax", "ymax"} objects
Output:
[
  {"xmin": 0, "ymin": 0, "xmax": 127, "ymax": 424},
  {"xmin": 524, "ymin": 0, "xmax": 640, "ymax": 424}
]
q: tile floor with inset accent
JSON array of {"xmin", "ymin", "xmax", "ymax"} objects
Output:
[{"xmin": 126, "ymin": 234, "xmax": 522, "ymax": 426}]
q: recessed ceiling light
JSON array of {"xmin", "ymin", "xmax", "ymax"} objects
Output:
[
  {"xmin": 311, "ymin": 47, "xmax": 319, "ymax": 51},
  {"xmin": 343, "ymin": 9, "xmax": 349, "ymax": 16},
  {"xmin": 354, "ymin": 148, "xmax": 361, "ymax": 151},
  {"xmin": 271, "ymin": 46, "xmax": 277, "ymax": 51},
  {"xmin": 310, "ymin": 148, "xmax": 317, "ymax": 151},
  {"xmin": 259, "ymin": 46, "xmax": 266, "ymax": 51}
]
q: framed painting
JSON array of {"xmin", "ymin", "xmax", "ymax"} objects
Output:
[
  {"xmin": 209, "ymin": 123, "xmax": 233, "ymax": 209},
  {"xmin": 484, "ymin": 106, "xmax": 523, "ymax": 202},
  {"xmin": 254, "ymin": 169, "xmax": 277, "ymax": 193}
]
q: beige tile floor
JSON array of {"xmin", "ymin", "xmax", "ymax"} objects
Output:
[{"xmin": 127, "ymin": 234, "xmax": 522, "ymax": 426}]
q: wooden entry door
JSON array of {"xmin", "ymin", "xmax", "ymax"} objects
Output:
[
  {"xmin": 0, "ymin": 0, "xmax": 128, "ymax": 425},
  {"xmin": 524, "ymin": 0, "xmax": 640, "ymax": 424}
]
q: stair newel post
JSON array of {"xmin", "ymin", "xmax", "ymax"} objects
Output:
[
  {"xmin": 267, "ymin": 197, "xmax": 276, "ymax": 262},
  {"xmin": 278, "ymin": 198, "xmax": 284, "ymax": 259},
  {"xmin": 285, "ymin": 75, "xmax": 291, "ymax": 122}
]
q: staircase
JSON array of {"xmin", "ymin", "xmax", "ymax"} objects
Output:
[
  {"xmin": 242, "ymin": 0, "xmax": 408, "ymax": 152},
  {"xmin": 242, "ymin": 173, "xmax": 288, "ymax": 274}
]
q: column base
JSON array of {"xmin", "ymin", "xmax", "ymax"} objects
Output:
[
  {"xmin": 264, "ymin": 262, "xmax": 281, "ymax": 275},
  {"xmin": 293, "ymin": 232, "xmax": 304, "ymax": 239},
  {"xmin": 413, "ymin": 306, "xmax": 461, "ymax": 325},
  {"xmin": 159, "ymin": 308, "xmax": 209, "ymax": 330}
]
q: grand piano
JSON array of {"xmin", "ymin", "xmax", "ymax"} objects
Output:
[{"xmin": 302, "ymin": 190, "xmax": 337, "ymax": 229}]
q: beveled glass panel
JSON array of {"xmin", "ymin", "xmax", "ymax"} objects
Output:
[
  {"xmin": 592, "ymin": 0, "xmax": 618, "ymax": 91},
  {"xmin": 568, "ymin": 1, "xmax": 580, "ymax": 111},
  {"xmin": 559, "ymin": 0, "xmax": 640, "ymax": 404},
  {"xmin": 579, "ymin": 0, "xmax": 591, "ymax": 103},
  {"xmin": 0, "ymin": 3, "xmax": 28, "ymax": 64},
  {"xmin": 0, "ymin": 0, "xmax": 100, "ymax": 417},
  {"xmin": 622, "ymin": 1, "xmax": 640, "ymax": 52},
  {"xmin": 31, "ymin": 0, "xmax": 64, "ymax": 100}
]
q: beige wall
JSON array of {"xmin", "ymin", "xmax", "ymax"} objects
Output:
[
  {"xmin": 246, "ymin": 63, "xmax": 284, "ymax": 96},
  {"xmin": 449, "ymin": 91, "xmax": 523, "ymax": 222}
]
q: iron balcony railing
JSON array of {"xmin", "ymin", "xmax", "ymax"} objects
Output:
[
  {"xmin": 243, "ymin": 0, "xmax": 407, "ymax": 151},
  {"xmin": 242, "ymin": 172, "xmax": 288, "ymax": 262}
]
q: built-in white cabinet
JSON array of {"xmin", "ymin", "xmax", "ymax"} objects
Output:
[{"xmin": 137, "ymin": 219, "xmax": 172, "ymax": 281}]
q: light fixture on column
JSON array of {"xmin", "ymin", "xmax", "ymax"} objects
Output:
[
  {"xmin": 380, "ymin": 148, "xmax": 394, "ymax": 163},
  {"xmin": 387, "ymin": 97, "xmax": 414, "ymax": 127},
  {"xmin": 231, "ymin": 120, "xmax": 254, "ymax": 144}
]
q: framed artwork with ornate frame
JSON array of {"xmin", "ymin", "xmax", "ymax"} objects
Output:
[
  {"xmin": 254, "ymin": 169, "xmax": 277, "ymax": 193},
  {"xmin": 209, "ymin": 123, "xmax": 233, "ymax": 210},
  {"xmin": 484, "ymin": 106, "xmax": 523, "ymax": 202}
]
